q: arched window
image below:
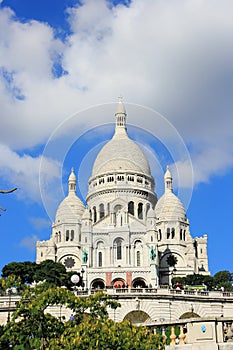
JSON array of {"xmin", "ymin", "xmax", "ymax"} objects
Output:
[
  {"xmin": 138, "ymin": 202, "xmax": 143, "ymax": 219},
  {"xmin": 183, "ymin": 230, "xmax": 186, "ymax": 241},
  {"xmin": 180, "ymin": 229, "xmax": 183, "ymax": 240},
  {"xmin": 167, "ymin": 228, "xmax": 170, "ymax": 239},
  {"xmin": 71, "ymin": 230, "xmax": 74, "ymax": 241},
  {"xmin": 171, "ymin": 228, "xmax": 175, "ymax": 239},
  {"xmin": 136, "ymin": 251, "xmax": 141, "ymax": 267},
  {"xmin": 98, "ymin": 252, "xmax": 102, "ymax": 267},
  {"xmin": 146, "ymin": 203, "xmax": 150, "ymax": 215},
  {"xmin": 93, "ymin": 207, "xmax": 97, "ymax": 223},
  {"xmin": 128, "ymin": 201, "xmax": 134, "ymax": 215},
  {"xmin": 115, "ymin": 238, "xmax": 122, "ymax": 260},
  {"xmin": 99, "ymin": 203, "xmax": 104, "ymax": 219},
  {"xmin": 66, "ymin": 230, "xmax": 69, "ymax": 241}
]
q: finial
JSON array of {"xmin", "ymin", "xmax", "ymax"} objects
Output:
[
  {"xmin": 118, "ymin": 95, "xmax": 123, "ymax": 103},
  {"xmin": 71, "ymin": 167, "xmax": 74, "ymax": 173}
]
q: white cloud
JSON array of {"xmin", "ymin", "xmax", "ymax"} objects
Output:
[
  {"xmin": 30, "ymin": 217, "xmax": 51, "ymax": 230},
  {"xmin": 0, "ymin": 0, "xmax": 233, "ymax": 203},
  {"xmin": 0, "ymin": 144, "xmax": 60, "ymax": 203},
  {"xmin": 19, "ymin": 234, "xmax": 39, "ymax": 251}
]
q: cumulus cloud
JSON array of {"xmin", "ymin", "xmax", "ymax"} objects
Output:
[{"xmin": 0, "ymin": 0, "xmax": 233, "ymax": 204}]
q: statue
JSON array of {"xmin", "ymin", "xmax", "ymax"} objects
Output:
[
  {"xmin": 82, "ymin": 248, "xmax": 88, "ymax": 264},
  {"xmin": 150, "ymin": 246, "xmax": 156, "ymax": 261}
]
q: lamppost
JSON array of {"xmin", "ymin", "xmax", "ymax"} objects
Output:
[
  {"xmin": 80, "ymin": 268, "xmax": 85, "ymax": 290},
  {"xmin": 71, "ymin": 274, "xmax": 80, "ymax": 294}
]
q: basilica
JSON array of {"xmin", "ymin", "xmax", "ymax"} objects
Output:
[{"xmin": 36, "ymin": 100, "xmax": 209, "ymax": 289}]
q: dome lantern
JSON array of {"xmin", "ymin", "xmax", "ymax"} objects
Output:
[
  {"xmin": 114, "ymin": 96, "xmax": 127, "ymax": 136},
  {"xmin": 164, "ymin": 166, "xmax": 173, "ymax": 193},
  {"xmin": 68, "ymin": 167, "xmax": 76, "ymax": 194}
]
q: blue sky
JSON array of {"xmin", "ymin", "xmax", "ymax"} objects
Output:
[{"xmin": 0, "ymin": 0, "xmax": 233, "ymax": 275}]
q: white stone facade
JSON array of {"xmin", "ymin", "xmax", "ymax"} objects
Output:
[{"xmin": 36, "ymin": 100, "xmax": 209, "ymax": 288}]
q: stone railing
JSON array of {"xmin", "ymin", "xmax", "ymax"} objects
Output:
[
  {"xmin": 146, "ymin": 317, "xmax": 233, "ymax": 348},
  {"xmin": 90, "ymin": 287, "xmax": 233, "ymax": 299}
]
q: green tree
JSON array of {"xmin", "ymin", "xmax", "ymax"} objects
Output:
[
  {"xmin": 213, "ymin": 270, "xmax": 233, "ymax": 291},
  {"xmin": 2, "ymin": 261, "xmax": 37, "ymax": 284},
  {"xmin": 0, "ymin": 286, "xmax": 164, "ymax": 350},
  {"xmin": 0, "ymin": 274, "xmax": 22, "ymax": 294},
  {"xmin": 1, "ymin": 260, "xmax": 70, "ymax": 288},
  {"xmin": 172, "ymin": 274, "xmax": 214, "ymax": 290},
  {"xmin": 49, "ymin": 317, "xmax": 165, "ymax": 350},
  {"xmin": 33, "ymin": 260, "xmax": 67, "ymax": 286}
]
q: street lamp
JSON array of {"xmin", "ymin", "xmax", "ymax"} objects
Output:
[
  {"xmin": 80, "ymin": 268, "xmax": 85, "ymax": 290},
  {"xmin": 71, "ymin": 274, "xmax": 80, "ymax": 294}
]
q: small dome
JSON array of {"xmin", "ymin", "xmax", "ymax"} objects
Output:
[
  {"xmin": 55, "ymin": 168, "xmax": 84, "ymax": 223},
  {"xmin": 68, "ymin": 168, "xmax": 76, "ymax": 181},
  {"xmin": 155, "ymin": 191, "xmax": 186, "ymax": 221},
  {"xmin": 55, "ymin": 194, "xmax": 85, "ymax": 223},
  {"xmin": 164, "ymin": 166, "xmax": 172, "ymax": 181}
]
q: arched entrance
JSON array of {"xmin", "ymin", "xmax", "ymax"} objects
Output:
[
  {"xmin": 124, "ymin": 310, "xmax": 152, "ymax": 325},
  {"xmin": 91, "ymin": 279, "xmax": 105, "ymax": 290},
  {"xmin": 112, "ymin": 278, "xmax": 126, "ymax": 288},
  {"xmin": 132, "ymin": 278, "xmax": 147, "ymax": 288}
]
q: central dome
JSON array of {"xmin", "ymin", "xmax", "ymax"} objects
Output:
[
  {"xmin": 92, "ymin": 136, "xmax": 151, "ymax": 177},
  {"xmin": 91, "ymin": 100, "xmax": 151, "ymax": 177}
]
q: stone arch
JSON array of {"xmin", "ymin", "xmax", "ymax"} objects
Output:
[
  {"xmin": 95, "ymin": 239, "xmax": 105, "ymax": 249},
  {"xmin": 90, "ymin": 278, "xmax": 105, "ymax": 290},
  {"xmin": 112, "ymin": 277, "xmax": 126, "ymax": 288},
  {"xmin": 180, "ymin": 312, "xmax": 200, "ymax": 319},
  {"xmin": 133, "ymin": 240, "xmax": 143, "ymax": 267},
  {"xmin": 133, "ymin": 239, "xmax": 143, "ymax": 247},
  {"xmin": 113, "ymin": 237, "xmax": 124, "ymax": 261},
  {"xmin": 124, "ymin": 310, "xmax": 152, "ymax": 325},
  {"xmin": 109, "ymin": 197, "xmax": 127, "ymax": 212},
  {"xmin": 94, "ymin": 240, "xmax": 105, "ymax": 267},
  {"xmin": 132, "ymin": 277, "xmax": 147, "ymax": 288}
]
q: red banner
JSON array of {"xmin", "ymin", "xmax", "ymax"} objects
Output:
[
  {"xmin": 106, "ymin": 272, "xmax": 112, "ymax": 286},
  {"xmin": 126, "ymin": 272, "xmax": 132, "ymax": 287}
]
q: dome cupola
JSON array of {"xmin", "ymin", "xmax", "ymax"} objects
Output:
[
  {"xmin": 55, "ymin": 168, "xmax": 85, "ymax": 223},
  {"xmin": 86, "ymin": 98, "xmax": 157, "ymax": 208},
  {"xmin": 155, "ymin": 167, "xmax": 186, "ymax": 221},
  {"xmin": 91, "ymin": 98, "xmax": 151, "ymax": 178}
]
